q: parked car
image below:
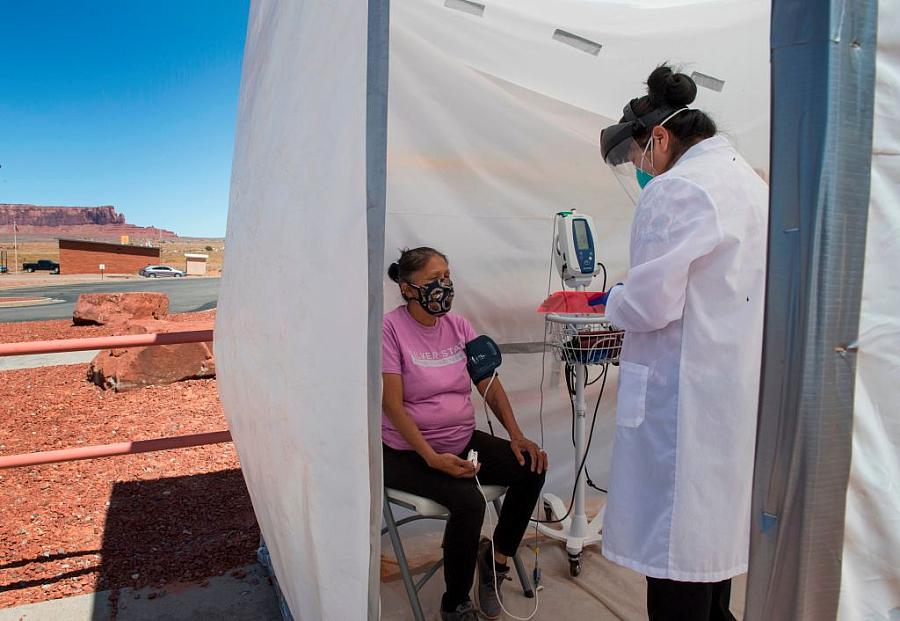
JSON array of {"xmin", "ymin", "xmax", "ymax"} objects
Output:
[
  {"xmin": 22, "ymin": 259, "xmax": 60, "ymax": 274},
  {"xmin": 0, "ymin": 265, "xmax": 7, "ymax": 274},
  {"xmin": 139, "ymin": 265, "xmax": 185, "ymax": 278}
]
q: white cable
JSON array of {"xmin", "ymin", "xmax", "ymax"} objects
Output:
[
  {"xmin": 538, "ymin": 214, "xmax": 559, "ymax": 449},
  {"xmin": 475, "ymin": 473, "xmax": 540, "ymax": 621},
  {"xmin": 474, "ymin": 379, "xmax": 540, "ymax": 620}
]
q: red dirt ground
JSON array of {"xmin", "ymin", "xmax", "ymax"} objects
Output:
[
  {"xmin": 0, "ymin": 311, "xmax": 258, "ymax": 609},
  {"xmin": 0, "ymin": 309, "xmax": 216, "ymax": 346}
]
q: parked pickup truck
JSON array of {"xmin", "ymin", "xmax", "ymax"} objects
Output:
[{"xmin": 23, "ymin": 259, "xmax": 60, "ymax": 274}]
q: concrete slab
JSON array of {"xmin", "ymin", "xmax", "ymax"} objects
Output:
[
  {"xmin": 0, "ymin": 565, "xmax": 280, "ymax": 621},
  {"xmin": 380, "ymin": 527, "xmax": 747, "ymax": 621},
  {"xmin": 114, "ymin": 565, "xmax": 280, "ymax": 621},
  {"xmin": 0, "ymin": 350, "xmax": 99, "ymax": 371},
  {"xmin": 0, "ymin": 590, "xmax": 111, "ymax": 621},
  {"xmin": 0, "ymin": 531, "xmax": 747, "ymax": 621}
]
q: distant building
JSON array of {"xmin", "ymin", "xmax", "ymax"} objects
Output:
[
  {"xmin": 184, "ymin": 253, "xmax": 209, "ymax": 276},
  {"xmin": 58, "ymin": 239, "xmax": 160, "ymax": 275}
]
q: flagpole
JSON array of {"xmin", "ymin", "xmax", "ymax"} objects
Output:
[{"xmin": 13, "ymin": 217, "xmax": 18, "ymax": 275}]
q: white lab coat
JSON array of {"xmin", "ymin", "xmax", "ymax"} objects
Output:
[{"xmin": 602, "ymin": 135, "xmax": 768, "ymax": 582}]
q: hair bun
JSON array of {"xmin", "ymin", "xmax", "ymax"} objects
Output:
[
  {"xmin": 387, "ymin": 262, "xmax": 401, "ymax": 283},
  {"xmin": 647, "ymin": 65, "xmax": 697, "ymax": 109}
]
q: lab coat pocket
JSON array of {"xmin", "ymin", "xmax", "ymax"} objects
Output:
[{"xmin": 616, "ymin": 362, "xmax": 648, "ymax": 428}]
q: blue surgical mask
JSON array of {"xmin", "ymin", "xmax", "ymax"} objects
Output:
[
  {"xmin": 636, "ymin": 136, "xmax": 655, "ymax": 189},
  {"xmin": 634, "ymin": 108, "xmax": 689, "ymax": 189},
  {"xmin": 636, "ymin": 169, "xmax": 654, "ymax": 189}
]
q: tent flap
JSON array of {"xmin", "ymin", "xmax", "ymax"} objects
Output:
[
  {"xmin": 216, "ymin": 1, "xmax": 373, "ymax": 619},
  {"xmin": 747, "ymin": 1, "xmax": 878, "ymax": 619}
]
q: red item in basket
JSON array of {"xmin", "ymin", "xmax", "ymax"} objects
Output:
[{"xmin": 537, "ymin": 291, "xmax": 606, "ymax": 314}]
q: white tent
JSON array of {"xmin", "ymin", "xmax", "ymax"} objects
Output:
[
  {"xmin": 215, "ymin": 0, "xmax": 898, "ymax": 619},
  {"xmin": 839, "ymin": 4, "xmax": 900, "ymax": 614}
]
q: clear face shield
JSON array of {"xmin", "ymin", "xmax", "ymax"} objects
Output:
[
  {"xmin": 599, "ymin": 103, "xmax": 688, "ymax": 204},
  {"xmin": 599, "ymin": 126, "xmax": 651, "ymax": 204}
]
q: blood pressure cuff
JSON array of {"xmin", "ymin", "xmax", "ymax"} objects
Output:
[{"xmin": 466, "ymin": 335, "xmax": 502, "ymax": 384}]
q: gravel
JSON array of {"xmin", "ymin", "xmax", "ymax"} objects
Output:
[
  {"xmin": 0, "ymin": 312, "xmax": 258, "ymax": 608},
  {"xmin": 0, "ymin": 309, "xmax": 216, "ymax": 345}
]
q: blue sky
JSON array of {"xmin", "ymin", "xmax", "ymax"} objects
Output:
[{"xmin": 0, "ymin": 1, "xmax": 250, "ymax": 238}]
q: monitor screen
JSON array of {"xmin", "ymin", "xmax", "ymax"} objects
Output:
[{"xmin": 573, "ymin": 219, "xmax": 590, "ymax": 250}]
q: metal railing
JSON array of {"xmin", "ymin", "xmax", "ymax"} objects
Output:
[
  {"xmin": 0, "ymin": 329, "xmax": 214, "ymax": 357},
  {"xmin": 0, "ymin": 328, "xmax": 227, "ymax": 470}
]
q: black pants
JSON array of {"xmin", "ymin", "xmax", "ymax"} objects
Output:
[
  {"xmin": 646, "ymin": 577, "xmax": 736, "ymax": 621},
  {"xmin": 383, "ymin": 430, "xmax": 545, "ymax": 609}
]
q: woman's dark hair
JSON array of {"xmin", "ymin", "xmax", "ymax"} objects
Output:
[
  {"xmin": 628, "ymin": 64, "xmax": 717, "ymax": 150},
  {"xmin": 388, "ymin": 247, "xmax": 448, "ymax": 284}
]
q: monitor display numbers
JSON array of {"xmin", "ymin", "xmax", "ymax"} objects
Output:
[{"xmin": 573, "ymin": 219, "xmax": 590, "ymax": 250}]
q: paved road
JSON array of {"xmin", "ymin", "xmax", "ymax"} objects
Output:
[{"xmin": 0, "ymin": 277, "xmax": 220, "ymax": 323}]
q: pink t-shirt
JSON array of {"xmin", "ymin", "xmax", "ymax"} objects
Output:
[{"xmin": 382, "ymin": 305, "xmax": 478, "ymax": 455}]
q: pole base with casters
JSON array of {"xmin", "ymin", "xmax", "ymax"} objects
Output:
[
  {"xmin": 538, "ymin": 493, "xmax": 606, "ymax": 576},
  {"xmin": 541, "ymin": 312, "xmax": 623, "ymax": 577}
]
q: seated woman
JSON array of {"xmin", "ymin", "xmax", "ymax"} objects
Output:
[{"xmin": 382, "ymin": 247, "xmax": 547, "ymax": 621}]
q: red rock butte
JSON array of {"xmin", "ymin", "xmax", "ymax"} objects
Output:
[{"xmin": 0, "ymin": 204, "xmax": 177, "ymax": 240}]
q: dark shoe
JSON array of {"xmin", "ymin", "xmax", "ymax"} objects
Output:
[
  {"xmin": 475, "ymin": 537, "xmax": 509, "ymax": 620},
  {"xmin": 439, "ymin": 599, "xmax": 479, "ymax": 621}
]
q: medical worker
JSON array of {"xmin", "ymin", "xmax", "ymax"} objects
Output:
[{"xmin": 595, "ymin": 65, "xmax": 768, "ymax": 620}]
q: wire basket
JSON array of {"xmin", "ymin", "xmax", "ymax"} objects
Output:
[{"xmin": 545, "ymin": 314, "xmax": 624, "ymax": 365}]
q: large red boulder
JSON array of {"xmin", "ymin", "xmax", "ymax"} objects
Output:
[
  {"xmin": 73, "ymin": 293, "xmax": 169, "ymax": 326},
  {"xmin": 88, "ymin": 319, "xmax": 215, "ymax": 392}
]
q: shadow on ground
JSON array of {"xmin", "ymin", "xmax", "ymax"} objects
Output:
[
  {"xmin": 0, "ymin": 469, "xmax": 262, "ymax": 619},
  {"xmin": 92, "ymin": 469, "xmax": 260, "ymax": 618}
]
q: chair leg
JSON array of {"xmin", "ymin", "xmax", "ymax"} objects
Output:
[
  {"xmin": 512, "ymin": 553, "xmax": 535, "ymax": 598},
  {"xmin": 384, "ymin": 497, "xmax": 427, "ymax": 621},
  {"xmin": 491, "ymin": 498, "xmax": 535, "ymax": 598}
]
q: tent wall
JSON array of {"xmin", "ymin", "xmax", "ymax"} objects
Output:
[
  {"xmin": 216, "ymin": 1, "xmax": 374, "ymax": 619},
  {"xmin": 747, "ymin": 1, "xmax": 878, "ymax": 619},
  {"xmin": 385, "ymin": 0, "xmax": 769, "ymax": 515},
  {"xmin": 838, "ymin": 1, "xmax": 900, "ymax": 618}
]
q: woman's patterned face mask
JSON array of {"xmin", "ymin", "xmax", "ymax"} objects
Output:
[{"xmin": 407, "ymin": 277, "xmax": 454, "ymax": 316}]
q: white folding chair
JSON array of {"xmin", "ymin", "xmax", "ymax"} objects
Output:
[{"xmin": 382, "ymin": 485, "xmax": 535, "ymax": 621}]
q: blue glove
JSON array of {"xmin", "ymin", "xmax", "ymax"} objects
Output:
[{"xmin": 587, "ymin": 284, "xmax": 622, "ymax": 307}]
